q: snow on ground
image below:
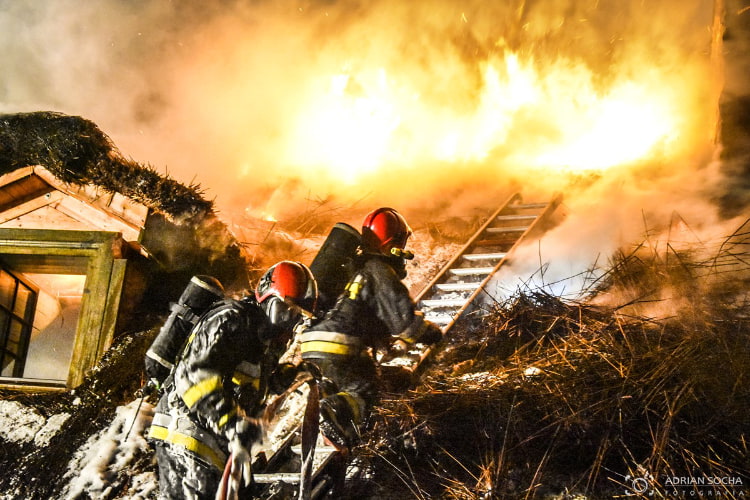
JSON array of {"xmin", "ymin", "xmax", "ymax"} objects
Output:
[
  {"xmin": 60, "ymin": 398, "xmax": 157, "ymax": 500},
  {"xmin": 0, "ymin": 400, "xmax": 71, "ymax": 447},
  {"xmin": 0, "ymin": 391, "xmax": 310, "ymax": 499}
]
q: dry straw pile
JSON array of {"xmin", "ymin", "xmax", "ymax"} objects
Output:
[{"xmin": 359, "ymin": 222, "xmax": 750, "ymax": 499}]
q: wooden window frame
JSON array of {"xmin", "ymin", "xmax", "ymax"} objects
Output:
[
  {"xmin": 0, "ymin": 268, "xmax": 38, "ymax": 378},
  {"xmin": 0, "ymin": 228, "xmax": 126, "ymax": 389}
]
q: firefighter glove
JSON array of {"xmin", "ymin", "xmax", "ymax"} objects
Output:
[
  {"xmin": 138, "ymin": 378, "xmax": 161, "ymax": 399},
  {"xmin": 232, "ymin": 415, "xmax": 263, "ymax": 446},
  {"xmin": 227, "ymin": 436, "xmax": 253, "ymax": 497}
]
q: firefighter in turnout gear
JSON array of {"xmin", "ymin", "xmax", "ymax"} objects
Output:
[
  {"xmin": 148, "ymin": 261, "xmax": 317, "ymax": 500},
  {"xmin": 298, "ymin": 207, "xmax": 442, "ymax": 450}
]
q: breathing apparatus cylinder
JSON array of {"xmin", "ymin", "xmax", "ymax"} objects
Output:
[
  {"xmin": 309, "ymin": 223, "xmax": 361, "ymax": 313},
  {"xmin": 144, "ymin": 275, "xmax": 224, "ymax": 386}
]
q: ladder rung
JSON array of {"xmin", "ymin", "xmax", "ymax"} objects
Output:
[
  {"xmin": 254, "ymin": 473, "xmax": 302, "ymax": 484},
  {"xmin": 463, "ymin": 252, "xmax": 507, "ymax": 261},
  {"xmin": 496, "ymin": 214, "xmax": 537, "ymax": 221},
  {"xmin": 291, "ymin": 445, "xmax": 339, "ymax": 455},
  {"xmin": 509, "ymin": 202, "xmax": 547, "ymax": 209},
  {"xmin": 435, "ymin": 283, "xmax": 480, "ymax": 292},
  {"xmin": 449, "ymin": 267, "xmax": 493, "ymax": 276},
  {"xmin": 421, "ymin": 298, "xmax": 466, "ymax": 308},
  {"xmin": 485, "ymin": 226, "xmax": 528, "ymax": 233},
  {"xmin": 425, "ymin": 315, "xmax": 453, "ymax": 325}
]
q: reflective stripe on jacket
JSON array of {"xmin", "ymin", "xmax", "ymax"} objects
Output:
[
  {"xmin": 298, "ymin": 331, "xmax": 366, "ymax": 357},
  {"xmin": 148, "ymin": 412, "xmax": 228, "ymax": 470}
]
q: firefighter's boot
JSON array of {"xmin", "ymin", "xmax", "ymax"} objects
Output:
[{"xmin": 319, "ymin": 393, "xmax": 359, "ymax": 451}]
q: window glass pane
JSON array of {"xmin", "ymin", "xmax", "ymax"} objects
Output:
[
  {"xmin": 1, "ymin": 354, "xmax": 15, "ymax": 377},
  {"xmin": 0, "ymin": 271, "xmax": 14, "ymax": 310},
  {"xmin": 14, "ymin": 284, "xmax": 33, "ymax": 318},
  {"xmin": 0, "ymin": 310, "xmax": 8, "ymax": 346},
  {"xmin": 23, "ymin": 286, "xmax": 80, "ymax": 382},
  {"xmin": 8, "ymin": 320, "xmax": 23, "ymax": 346}
]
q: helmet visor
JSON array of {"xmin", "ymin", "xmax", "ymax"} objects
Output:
[{"xmin": 265, "ymin": 297, "xmax": 296, "ymax": 330}]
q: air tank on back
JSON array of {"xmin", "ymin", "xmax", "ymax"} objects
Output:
[{"xmin": 309, "ymin": 222, "xmax": 361, "ymax": 313}]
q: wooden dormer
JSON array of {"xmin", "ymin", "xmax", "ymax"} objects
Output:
[{"xmin": 0, "ymin": 167, "xmax": 151, "ymax": 390}]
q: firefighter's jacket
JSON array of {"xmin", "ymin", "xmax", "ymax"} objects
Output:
[
  {"xmin": 148, "ymin": 298, "xmax": 279, "ymax": 471},
  {"xmin": 299, "ymin": 256, "xmax": 432, "ymax": 359}
]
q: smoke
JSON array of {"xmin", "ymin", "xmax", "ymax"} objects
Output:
[{"xmin": 2, "ymin": 0, "xmax": 746, "ymax": 296}]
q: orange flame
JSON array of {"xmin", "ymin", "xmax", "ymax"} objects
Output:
[{"xmin": 279, "ymin": 47, "xmax": 704, "ymax": 186}]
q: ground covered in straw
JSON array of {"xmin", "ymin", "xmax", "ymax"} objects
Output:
[{"xmin": 352, "ymin": 228, "xmax": 750, "ymax": 499}]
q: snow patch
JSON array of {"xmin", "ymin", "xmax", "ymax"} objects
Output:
[
  {"xmin": 127, "ymin": 472, "xmax": 159, "ymax": 499},
  {"xmin": 61, "ymin": 398, "xmax": 155, "ymax": 500},
  {"xmin": 0, "ymin": 400, "xmax": 68, "ymax": 446},
  {"xmin": 34, "ymin": 412, "xmax": 71, "ymax": 447}
]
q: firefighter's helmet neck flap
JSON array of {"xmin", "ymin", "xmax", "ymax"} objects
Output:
[{"xmin": 361, "ymin": 207, "xmax": 414, "ymax": 278}]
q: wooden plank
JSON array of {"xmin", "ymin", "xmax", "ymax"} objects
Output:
[
  {"xmin": 52, "ymin": 195, "xmax": 142, "ymax": 242},
  {"xmin": 66, "ymin": 233, "xmax": 120, "ymax": 387},
  {"xmin": 0, "ymin": 191, "xmax": 66, "ymax": 224},
  {"xmin": 34, "ymin": 167, "xmax": 149, "ymax": 232},
  {"xmin": 0, "ymin": 166, "xmax": 35, "ymax": 187},
  {"xmin": 106, "ymin": 192, "xmax": 149, "ymax": 228},
  {"xmin": 98, "ymin": 258, "xmax": 126, "ymax": 359},
  {"xmin": 0, "ymin": 172, "xmax": 55, "ymax": 212},
  {"xmin": 0, "ymin": 203, "xmax": 86, "ymax": 231}
]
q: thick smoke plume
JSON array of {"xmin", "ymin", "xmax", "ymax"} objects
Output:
[{"xmin": 2, "ymin": 0, "xmax": 746, "ymax": 296}]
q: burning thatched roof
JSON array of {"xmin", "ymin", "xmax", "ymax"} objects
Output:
[{"xmin": 0, "ymin": 111, "xmax": 212, "ymax": 223}]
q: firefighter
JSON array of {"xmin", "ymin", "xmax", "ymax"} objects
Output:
[
  {"xmin": 297, "ymin": 207, "xmax": 442, "ymax": 450},
  {"xmin": 148, "ymin": 261, "xmax": 318, "ymax": 500}
]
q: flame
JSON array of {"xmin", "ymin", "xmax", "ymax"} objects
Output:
[
  {"xmin": 285, "ymin": 68, "xmax": 401, "ymax": 182},
  {"xmin": 280, "ymin": 48, "xmax": 705, "ymax": 184}
]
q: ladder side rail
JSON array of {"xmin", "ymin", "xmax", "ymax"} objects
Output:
[{"xmin": 413, "ymin": 192, "xmax": 522, "ymax": 304}]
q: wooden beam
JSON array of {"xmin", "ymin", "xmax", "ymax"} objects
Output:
[
  {"xmin": 98, "ymin": 258, "xmax": 127, "ymax": 360},
  {"xmin": 51, "ymin": 194, "xmax": 142, "ymax": 242},
  {"xmin": 0, "ymin": 166, "xmax": 35, "ymax": 187}
]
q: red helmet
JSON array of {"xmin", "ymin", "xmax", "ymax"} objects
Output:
[
  {"xmin": 361, "ymin": 207, "xmax": 412, "ymax": 257},
  {"xmin": 256, "ymin": 261, "xmax": 318, "ymax": 317}
]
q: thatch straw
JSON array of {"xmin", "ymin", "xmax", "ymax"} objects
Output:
[
  {"xmin": 355, "ymin": 223, "xmax": 750, "ymax": 499},
  {"xmin": 0, "ymin": 111, "xmax": 212, "ymax": 223}
]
